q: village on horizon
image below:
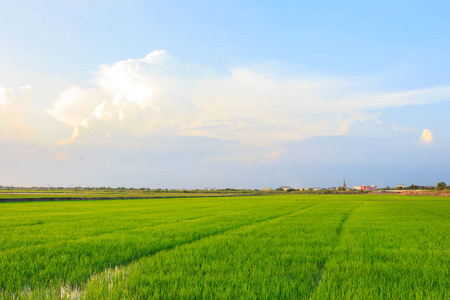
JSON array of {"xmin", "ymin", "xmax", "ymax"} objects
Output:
[{"xmin": 1, "ymin": 179, "xmax": 447, "ymax": 193}]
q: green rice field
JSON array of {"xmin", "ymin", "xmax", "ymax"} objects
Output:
[{"xmin": 1, "ymin": 195, "xmax": 449, "ymax": 299}]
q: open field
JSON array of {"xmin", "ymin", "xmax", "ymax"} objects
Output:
[
  {"xmin": 0, "ymin": 189, "xmax": 262, "ymax": 201},
  {"xmin": 1, "ymin": 195, "xmax": 449, "ymax": 299},
  {"xmin": 2, "ymin": 187, "xmax": 448, "ymax": 202}
]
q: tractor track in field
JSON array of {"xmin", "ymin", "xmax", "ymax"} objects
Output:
[
  {"xmin": 92, "ymin": 201, "xmax": 326, "ymax": 269},
  {"xmin": 335, "ymin": 202, "xmax": 364, "ymax": 242},
  {"xmin": 125, "ymin": 201, "xmax": 326, "ymax": 259},
  {"xmin": 53, "ymin": 201, "xmax": 328, "ymax": 298},
  {"xmin": 1, "ymin": 204, "xmax": 214, "ymax": 230},
  {"xmin": 1, "ymin": 203, "xmax": 276, "ymax": 253},
  {"xmin": 310, "ymin": 201, "xmax": 364, "ymax": 297},
  {"xmin": 1, "ymin": 204, "xmax": 226, "ymax": 251}
]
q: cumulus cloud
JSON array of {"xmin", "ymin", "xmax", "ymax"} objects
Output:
[
  {"xmin": 0, "ymin": 85, "xmax": 34, "ymax": 141},
  {"xmin": 49, "ymin": 50, "xmax": 198, "ymax": 145},
  {"xmin": 48, "ymin": 86, "xmax": 108, "ymax": 126},
  {"xmin": 421, "ymin": 129, "xmax": 433, "ymax": 143},
  {"xmin": 47, "ymin": 51, "xmax": 450, "ymax": 148}
]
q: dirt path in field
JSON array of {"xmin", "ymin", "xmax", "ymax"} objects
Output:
[
  {"xmin": 311, "ymin": 201, "xmax": 364, "ymax": 297},
  {"xmin": 2, "ymin": 202, "xmax": 277, "ymax": 254},
  {"xmin": 54, "ymin": 201, "xmax": 328, "ymax": 299}
]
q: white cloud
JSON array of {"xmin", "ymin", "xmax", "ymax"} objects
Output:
[
  {"xmin": 421, "ymin": 129, "xmax": 433, "ymax": 144},
  {"xmin": 47, "ymin": 51, "xmax": 450, "ymax": 148},
  {"xmin": 183, "ymin": 70, "xmax": 450, "ymax": 145},
  {"xmin": 0, "ymin": 85, "xmax": 34, "ymax": 141},
  {"xmin": 49, "ymin": 51, "xmax": 197, "ymax": 145},
  {"xmin": 48, "ymin": 86, "xmax": 108, "ymax": 126}
]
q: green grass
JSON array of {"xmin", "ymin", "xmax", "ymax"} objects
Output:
[{"xmin": 1, "ymin": 195, "xmax": 449, "ymax": 299}]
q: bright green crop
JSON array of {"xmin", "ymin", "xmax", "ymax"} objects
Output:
[{"xmin": 0, "ymin": 195, "xmax": 448, "ymax": 299}]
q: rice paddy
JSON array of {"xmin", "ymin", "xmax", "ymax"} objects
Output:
[{"xmin": 1, "ymin": 195, "xmax": 449, "ymax": 299}]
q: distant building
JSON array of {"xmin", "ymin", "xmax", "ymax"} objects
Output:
[
  {"xmin": 337, "ymin": 179, "xmax": 350, "ymax": 191},
  {"xmin": 354, "ymin": 185, "xmax": 378, "ymax": 191},
  {"xmin": 262, "ymin": 187, "xmax": 272, "ymax": 191},
  {"xmin": 278, "ymin": 186, "xmax": 292, "ymax": 191},
  {"xmin": 204, "ymin": 187, "xmax": 217, "ymax": 191},
  {"xmin": 397, "ymin": 184, "xmax": 405, "ymax": 189}
]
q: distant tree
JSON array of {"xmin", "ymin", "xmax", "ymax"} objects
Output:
[
  {"xmin": 437, "ymin": 182, "xmax": 447, "ymax": 191},
  {"xmin": 407, "ymin": 184, "xmax": 418, "ymax": 190}
]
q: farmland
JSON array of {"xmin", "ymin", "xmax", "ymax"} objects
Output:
[
  {"xmin": 0, "ymin": 189, "xmax": 262, "ymax": 202},
  {"xmin": 1, "ymin": 195, "xmax": 449, "ymax": 299}
]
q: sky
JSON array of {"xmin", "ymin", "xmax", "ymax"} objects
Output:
[{"xmin": 0, "ymin": 0, "xmax": 449, "ymax": 189}]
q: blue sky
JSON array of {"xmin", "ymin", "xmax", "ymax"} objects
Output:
[{"xmin": 0, "ymin": 0, "xmax": 449, "ymax": 188}]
